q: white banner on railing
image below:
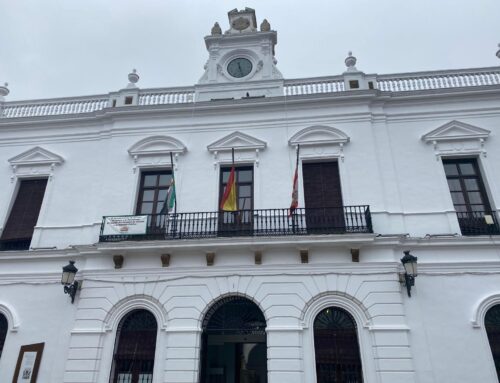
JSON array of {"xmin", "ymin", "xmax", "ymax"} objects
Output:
[{"xmin": 102, "ymin": 216, "xmax": 148, "ymax": 235}]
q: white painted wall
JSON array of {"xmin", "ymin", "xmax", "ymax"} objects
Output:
[{"xmin": 0, "ymin": 71, "xmax": 500, "ymax": 383}]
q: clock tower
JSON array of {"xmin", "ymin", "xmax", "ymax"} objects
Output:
[{"xmin": 195, "ymin": 8, "xmax": 283, "ymax": 102}]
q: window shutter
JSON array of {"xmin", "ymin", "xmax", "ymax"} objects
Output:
[{"xmin": 1, "ymin": 179, "xmax": 48, "ymax": 242}]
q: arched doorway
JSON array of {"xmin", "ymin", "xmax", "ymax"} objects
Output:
[
  {"xmin": 313, "ymin": 307, "xmax": 363, "ymax": 383},
  {"xmin": 200, "ymin": 296, "xmax": 267, "ymax": 383},
  {"xmin": 485, "ymin": 304, "xmax": 500, "ymax": 379},
  {"xmin": 109, "ymin": 309, "xmax": 158, "ymax": 383},
  {"xmin": 0, "ymin": 314, "xmax": 7, "ymax": 359}
]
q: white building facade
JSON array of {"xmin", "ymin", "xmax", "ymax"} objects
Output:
[{"xmin": 1, "ymin": 8, "xmax": 500, "ymax": 383}]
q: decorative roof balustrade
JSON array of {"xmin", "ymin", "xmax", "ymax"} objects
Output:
[
  {"xmin": 283, "ymin": 77, "xmax": 345, "ymax": 96},
  {"xmin": 1, "ymin": 67, "xmax": 499, "ymax": 119},
  {"xmin": 2, "ymin": 97, "xmax": 109, "ymax": 118},
  {"xmin": 377, "ymin": 67, "xmax": 500, "ymax": 92},
  {"xmin": 138, "ymin": 87, "xmax": 194, "ymax": 105}
]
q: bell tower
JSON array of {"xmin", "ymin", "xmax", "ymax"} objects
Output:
[{"xmin": 195, "ymin": 8, "xmax": 283, "ymax": 102}]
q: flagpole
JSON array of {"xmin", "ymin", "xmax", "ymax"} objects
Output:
[
  {"xmin": 169, "ymin": 152, "xmax": 178, "ymax": 238},
  {"xmin": 170, "ymin": 152, "xmax": 177, "ymax": 215}
]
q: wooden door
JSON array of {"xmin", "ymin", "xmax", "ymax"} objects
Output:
[{"xmin": 302, "ymin": 162, "xmax": 345, "ymax": 233}]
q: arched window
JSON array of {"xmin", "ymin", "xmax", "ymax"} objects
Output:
[
  {"xmin": 200, "ymin": 296, "xmax": 267, "ymax": 383},
  {"xmin": 110, "ymin": 309, "xmax": 157, "ymax": 383},
  {"xmin": 486, "ymin": 304, "xmax": 500, "ymax": 379},
  {"xmin": 0, "ymin": 314, "xmax": 7, "ymax": 359},
  {"xmin": 314, "ymin": 307, "xmax": 363, "ymax": 383}
]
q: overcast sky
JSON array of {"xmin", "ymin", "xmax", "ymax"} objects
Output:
[{"xmin": 1, "ymin": 0, "xmax": 499, "ymax": 101}]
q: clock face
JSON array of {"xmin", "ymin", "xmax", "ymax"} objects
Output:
[{"xmin": 227, "ymin": 58, "xmax": 253, "ymax": 78}]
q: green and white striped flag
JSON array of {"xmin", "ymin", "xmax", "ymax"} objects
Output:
[{"xmin": 160, "ymin": 177, "xmax": 176, "ymax": 214}]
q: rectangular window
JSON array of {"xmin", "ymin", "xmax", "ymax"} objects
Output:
[
  {"xmin": 443, "ymin": 158, "xmax": 499, "ymax": 235},
  {"xmin": 136, "ymin": 171, "xmax": 172, "ymax": 216},
  {"xmin": 0, "ymin": 178, "xmax": 48, "ymax": 250},
  {"xmin": 218, "ymin": 165, "xmax": 254, "ymax": 235},
  {"xmin": 135, "ymin": 170, "xmax": 173, "ymax": 236}
]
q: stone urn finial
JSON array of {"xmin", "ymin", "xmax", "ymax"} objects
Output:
[
  {"xmin": 496, "ymin": 43, "xmax": 500, "ymax": 60},
  {"xmin": 211, "ymin": 22, "xmax": 222, "ymax": 35},
  {"xmin": 0, "ymin": 82, "xmax": 9, "ymax": 101},
  {"xmin": 128, "ymin": 69, "xmax": 139, "ymax": 85},
  {"xmin": 344, "ymin": 51, "xmax": 357, "ymax": 71},
  {"xmin": 260, "ymin": 19, "xmax": 270, "ymax": 32}
]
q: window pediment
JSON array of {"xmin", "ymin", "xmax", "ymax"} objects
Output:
[
  {"xmin": 422, "ymin": 120, "xmax": 490, "ymax": 159},
  {"xmin": 207, "ymin": 131, "xmax": 267, "ymax": 166},
  {"xmin": 288, "ymin": 125, "xmax": 350, "ymax": 161},
  {"xmin": 207, "ymin": 131, "xmax": 267, "ymax": 152},
  {"xmin": 128, "ymin": 135, "xmax": 186, "ymax": 156},
  {"xmin": 422, "ymin": 120, "xmax": 490, "ymax": 142},
  {"xmin": 8, "ymin": 146, "xmax": 64, "ymax": 181},
  {"xmin": 288, "ymin": 125, "xmax": 350, "ymax": 146},
  {"xmin": 128, "ymin": 135, "xmax": 187, "ymax": 172},
  {"xmin": 9, "ymin": 146, "xmax": 64, "ymax": 167}
]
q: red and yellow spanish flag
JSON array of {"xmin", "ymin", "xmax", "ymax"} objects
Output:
[{"xmin": 220, "ymin": 166, "xmax": 238, "ymax": 211}]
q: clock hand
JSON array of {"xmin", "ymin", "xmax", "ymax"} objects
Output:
[{"xmin": 238, "ymin": 63, "xmax": 243, "ymax": 75}]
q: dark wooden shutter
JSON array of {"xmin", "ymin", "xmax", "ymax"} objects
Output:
[
  {"xmin": 303, "ymin": 162, "xmax": 343, "ymax": 208},
  {"xmin": 302, "ymin": 162, "xmax": 345, "ymax": 233},
  {"xmin": 0, "ymin": 314, "xmax": 7, "ymax": 358},
  {"xmin": 1, "ymin": 179, "xmax": 48, "ymax": 243}
]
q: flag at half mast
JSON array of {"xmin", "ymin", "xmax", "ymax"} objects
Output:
[
  {"xmin": 160, "ymin": 153, "xmax": 176, "ymax": 214},
  {"xmin": 220, "ymin": 148, "xmax": 238, "ymax": 211}
]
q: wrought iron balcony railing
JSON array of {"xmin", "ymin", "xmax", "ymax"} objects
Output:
[
  {"xmin": 457, "ymin": 210, "xmax": 500, "ymax": 236},
  {"xmin": 99, "ymin": 206, "xmax": 372, "ymax": 242}
]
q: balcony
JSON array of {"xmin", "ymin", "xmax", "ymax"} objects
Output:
[
  {"xmin": 457, "ymin": 210, "xmax": 500, "ymax": 236},
  {"xmin": 99, "ymin": 206, "xmax": 372, "ymax": 243}
]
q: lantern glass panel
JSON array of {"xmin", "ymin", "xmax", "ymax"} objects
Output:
[
  {"xmin": 61, "ymin": 270, "xmax": 75, "ymax": 285},
  {"xmin": 403, "ymin": 261, "xmax": 413, "ymax": 275},
  {"xmin": 412, "ymin": 261, "xmax": 418, "ymax": 276}
]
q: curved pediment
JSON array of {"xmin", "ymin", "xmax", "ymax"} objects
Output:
[
  {"xmin": 8, "ymin": 146, "xmax": 64, "ymax": 166},
  {"xmin": 128, "ymin": 135, "xmax": 186, "ymax": 156},
  {"xmin": 207, "ymin": 131, "xmax": 267, "ymax": 152},
  {"xmin": 422, "ymin": 120, "xmax": 490, "ymax": 142},
  {"xmin": 288, "ymin": 125, "xmax": 350, "ymax": 146}
]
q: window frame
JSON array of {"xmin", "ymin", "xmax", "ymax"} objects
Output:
[
  {"xmin": 218, "ymin": 165, "xmax": 254, "ymax": 212},
  {"xmin": 442, "ymin": 157, "xmax": 492, "ymax": 214},
  {"xmin": 442, "ymin": 157, "xmax": 499, "ymax": 235},
  {"xmin": 135, "ymin": 170, "xmax": 173, "ymax": 216}
]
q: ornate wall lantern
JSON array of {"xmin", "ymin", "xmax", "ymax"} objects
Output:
[
  {"xmin": 400, "ymin": 250, "xmax": 418, "ymax": 297},
  {"xmin": 61, "ymin": 260, "xmax": 79, "ymax": 304}
]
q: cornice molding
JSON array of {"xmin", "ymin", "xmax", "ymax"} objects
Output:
[{"xmin": 1, "ymin": 86, "xmax": 499, "ymax": 130}]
